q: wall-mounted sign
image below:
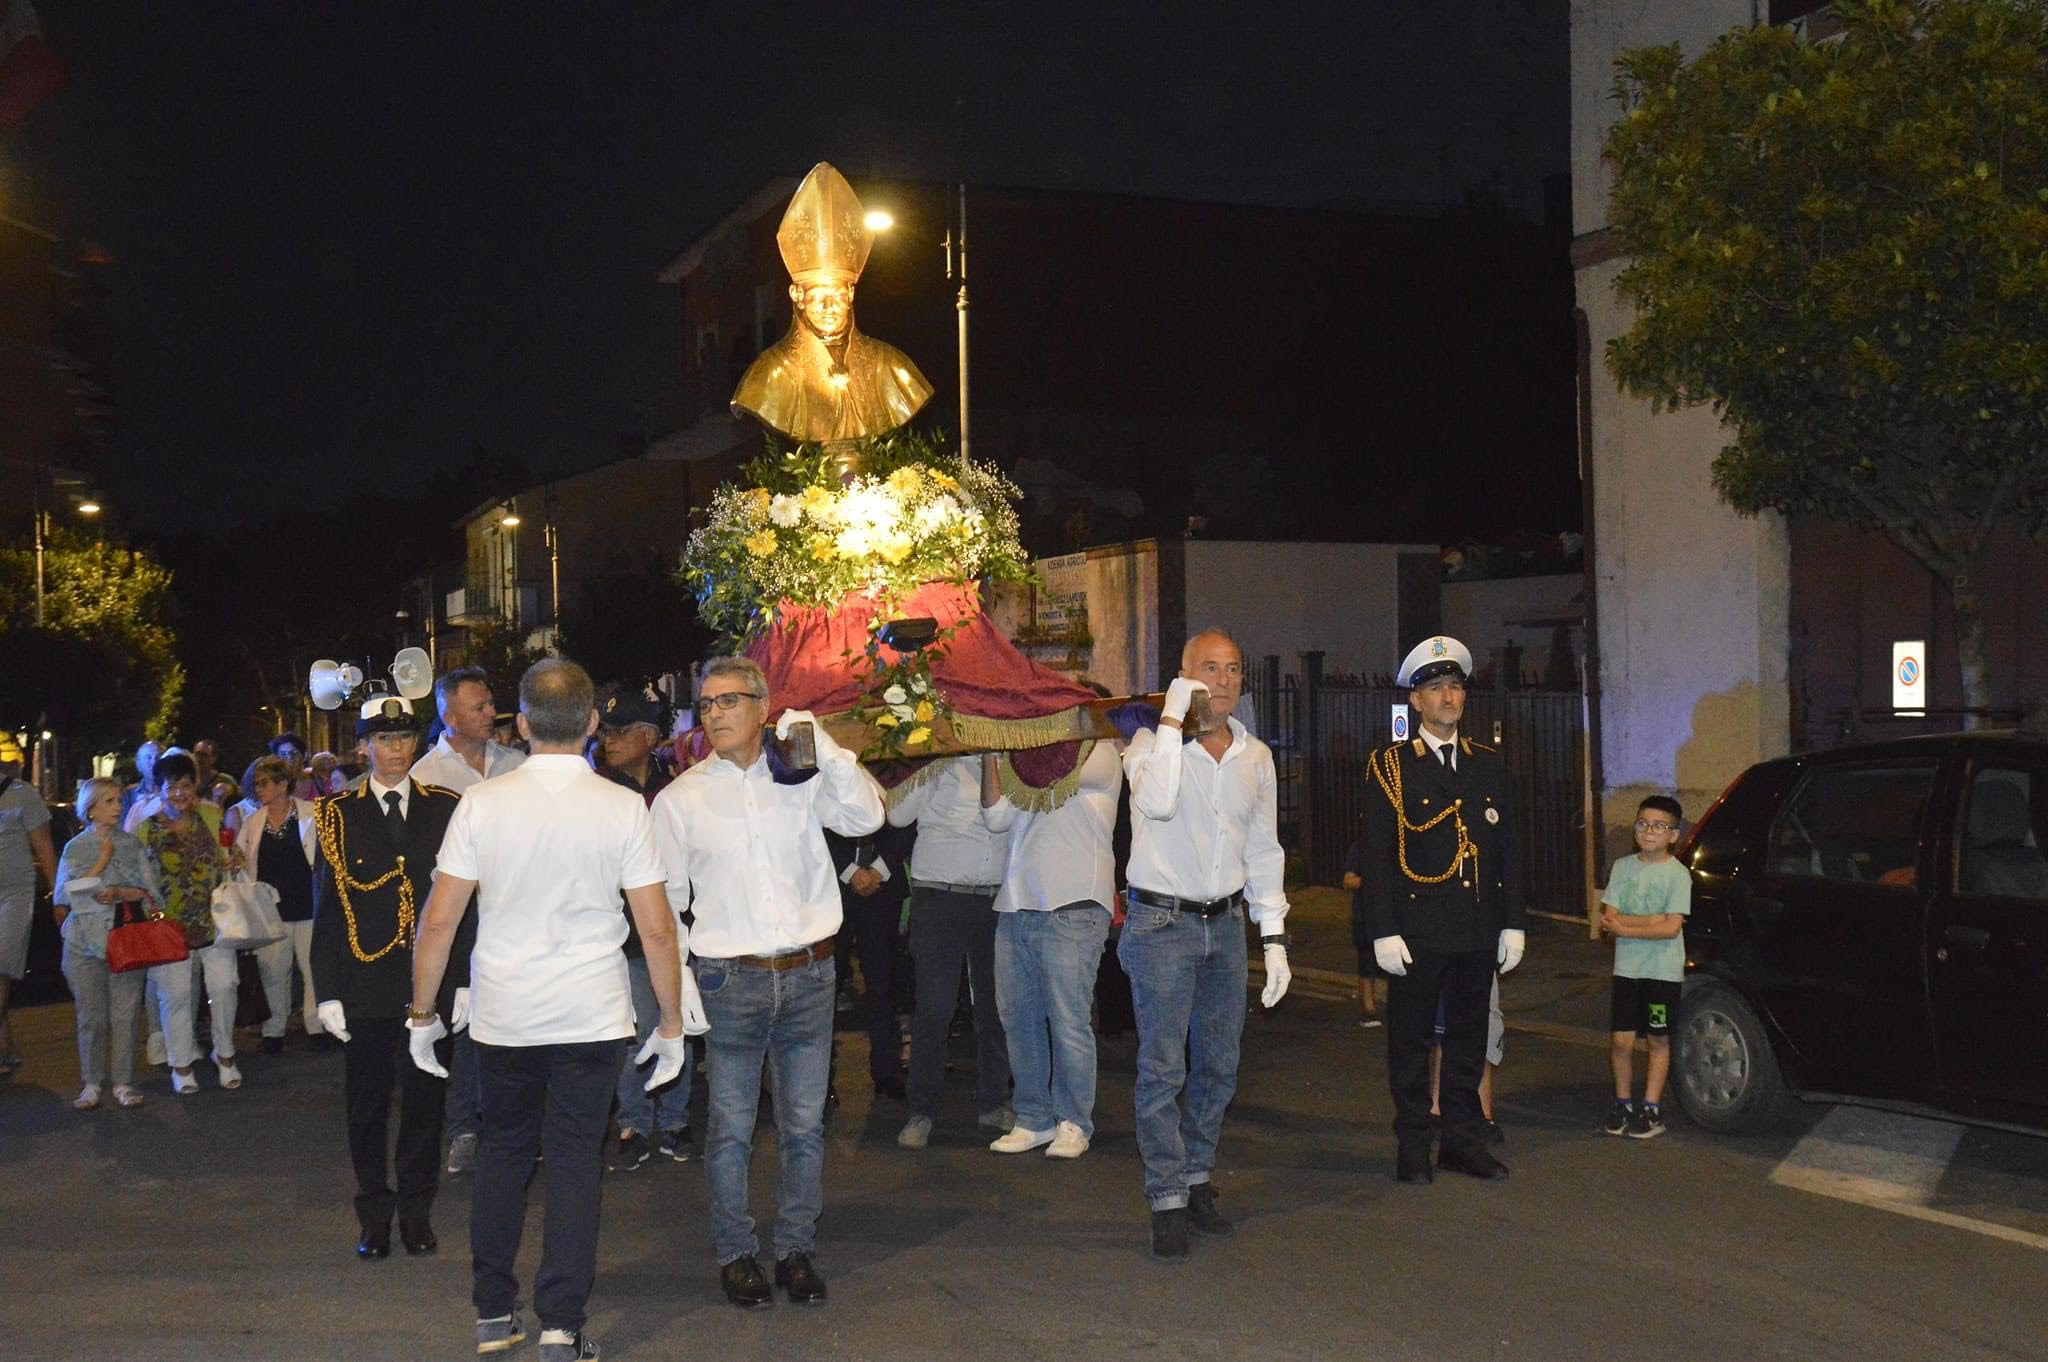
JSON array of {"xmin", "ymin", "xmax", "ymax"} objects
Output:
[
  {"xmin": 1391, "ymin": 704, "xmax": 1409, "ymax": 741},
  {"xmin": 1892, "ymin": 640, "xmax": 1925, "ymax": 716}
]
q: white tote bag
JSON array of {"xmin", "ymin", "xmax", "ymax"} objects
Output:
[{"xmin": 210, "ymin": 877, "xmax": 286, "ymax": 949}]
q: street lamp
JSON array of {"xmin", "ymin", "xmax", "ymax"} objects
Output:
[{"xmin": 865, "ymin": 185, "xmax": 972, "ymax": 458}]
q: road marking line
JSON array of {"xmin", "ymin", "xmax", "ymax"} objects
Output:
[{"xmin": 1769, "ymin": 1107, "xmax": 2048, "ymax": 1252}]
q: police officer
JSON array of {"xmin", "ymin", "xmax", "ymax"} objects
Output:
[
  {"xmin": 311, "ymin": 693, "xmax": 472, "ymax": 1259},
  {"xmin": 1364, "ymin": 636, "xmax": 1525, "ymax": 1184}
]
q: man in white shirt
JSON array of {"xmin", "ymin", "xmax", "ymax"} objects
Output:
[
  {"xmin": 651, "ymin": 656, "xmax": 885, "ymax": 1310},
  {"xmin": 1120, "ymin": 629, "xmax": 1292, "ymax": 1263},
  {"xmin": 978, "ymin": 739, "xmax": 1123, "ymax": 1160},
  {"xmin": 887, "ymin": 753, "xmax": 1013, "ymax": 1152},
  {"xmin": 409, "ymin": 659, "xmax": 686, "ymax": 1362},
  {"xmin": 408, "ymin": 665, "xmax": 526, "ymax": 1176}
]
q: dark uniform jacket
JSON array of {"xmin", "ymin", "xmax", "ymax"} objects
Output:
[
  {"xmin": 1362, "ymin": 735, "xmax": 1524, "ymax": 954},
  {"xmin": 826, "ymin": 822, "xmax": 915, "ymax": 908},
  {"xmin": 310, "ymin": 780, "xmax": 472, "ymax": 1019}
]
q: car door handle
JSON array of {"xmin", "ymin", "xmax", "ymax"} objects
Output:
[{"xmin": 1940, "ymin": 924, "xmax": 1992, "ymax": 957}]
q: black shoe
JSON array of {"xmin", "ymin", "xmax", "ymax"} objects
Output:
[
  {"xmin": 658, "ymin": 1126, "xmax": 697, "ymax": 1162},
  {"xmin": 774, "ymin": 1251, "xmax": 828, "ymax": 1305},
  {"xmin": 1149, "ymin": 1208, "xmax": 1190, "ymax": 1262},
  {"xmin": 1186, "ymin": 1184, "xmax": 1235, "ymax": 1237},
  {"xmin": 1480, "ymin": 1118, "xmax": 1506, "ymax": 1148},
  {"xmin": 607, "ymin": 1130, "xmax": 651, "ymax": 1173},
  {"xmin": 720, "ymin": 1255, "xmax": 773, "ymax": 1309},
  {"xmin": 872, "ymin": 1073, "xmax": 906, "ymax": 1101},
  {"xmin": 1604, "ymin": 1099, "xmax": 1634, "ymax": 1136},
  {"xmin": 1437, "ymin": 1142, "xmax": 1510, "ymax": 1181},
  {"xmin": 356, "ymin": 1224, "xmax": 391, "ymax": 1260},
  {"xmin": 1396, "ymin": 1146, "xmax": 1434, "ymax": 1184},
  {"xmin": 260, "ymin": 1035, "xmax": 284, "ymax": 1055},
  {"xmin": 399, "ymin": 1218, "xmax": 436, "ymax": 1256}
]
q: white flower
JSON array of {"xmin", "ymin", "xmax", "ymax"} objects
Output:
[
  {"xmin": 834, "ymin": 525, "xmax": 874, "ymax": 559},
  {"xmin": 837, "ymin": 484, "xmax": 901, "ymax": 534},
  {"xmin": 912, "ymin": 494, "xmax": 961, "ymax": 535},
  {"xmin": 883, "ymin": 684, "xmax": 908, "ymax": 705},
  {"xmin": 768, "ymin": 494, "xmax": 802, "ymax": 527},
  {"xmin": 890, "ymin": 704, "xmax": 915, "ymax": 722}
]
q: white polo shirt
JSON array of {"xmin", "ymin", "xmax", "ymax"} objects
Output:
[
  {"xmin": 1122, "ymin": 716, "xmax": 1289, "ymax": 930},
  {"xmin": 434, "ymin": 754, "xmax": 666, "ymax": 1046}
]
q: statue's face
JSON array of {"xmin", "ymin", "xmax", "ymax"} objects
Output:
[{"xmin": 790, "ymin": 281, "xmax": 854, "ymax": 342}]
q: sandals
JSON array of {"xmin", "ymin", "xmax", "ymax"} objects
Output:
[
  {"xmin": 214, "ymin": 1053, "xmax": 243, "ymax": 1090},
  {"xmin": 113, "ymin": 1085, "xmax": 145, "ymax": 1108},
  {"xmin": 73, "ymin": 1083, "xmax": 101, "ymax": 1111}
]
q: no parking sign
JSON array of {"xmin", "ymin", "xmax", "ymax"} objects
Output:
[
  {"xmin": 1892, "ymin": 640, "xmax": 1925, "ymax": 716},
  {"xmin": 1391, "ymin": 704, "xmax": 1409, "ymax": 741}
]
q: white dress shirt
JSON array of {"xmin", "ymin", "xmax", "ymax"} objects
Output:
[
  {"xmin": 367, "ymin": 774, "xmax": 412, "ymax": 821},
  {"xmin": 886, "ymin": 754, "xmax": 1008, "ymax": 888},
  {"xmin": 1122, "ymin": 716, "xmax": 1289, "ymax": 930},
  {"xmin": 982, "ymin": 740, "xmax": 1122, "ymax": 913},
  {"xmin": 409, "ymin": 735, "xmax": 526, "ymax": 793},
  {"xmin": 1419, "ymin": 724, "xmax": 1459, "ymax": 771},
  {"xmin": 434, "ymin": 754, "xmax": 667, "ymax": 1047},
  {"xmin": 652, "ymin": 742, "xmax": 885, "ymax": 959}
]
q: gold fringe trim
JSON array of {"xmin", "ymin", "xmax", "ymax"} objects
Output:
[{"xmin": 949, "ymin": 707, "xmax": 1098, "ymax": 750}]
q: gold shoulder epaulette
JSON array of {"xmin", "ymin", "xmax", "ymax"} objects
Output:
[
  {"xmin": 414, "ymin": 782, "xmax": 457, "ymax": 799},
  {"xmin": 1409, "ymin": 737, "xmax": 1426, "ymax": 758}
]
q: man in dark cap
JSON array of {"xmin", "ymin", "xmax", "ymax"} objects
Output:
[
  {"xmin": 311, "ymin": 693, "xmax": 472, "ymax": 1260},
  {"xmin": 1364, "ymin": 636, "xmax": 1525, "ymax": 1186}
]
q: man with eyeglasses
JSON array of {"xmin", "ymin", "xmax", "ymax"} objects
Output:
[
  {"xmin": 650, "ymin": 656, "xmax": 886, "ymax": 1309},
  {"xmin": 1364, "ymin": 635, "xmax": 1526, "ymax": 1186}
]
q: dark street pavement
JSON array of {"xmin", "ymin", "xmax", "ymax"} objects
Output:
[{"xmin": 4, "ymin": 892, "xmax": 2043, "ymax": 1361}]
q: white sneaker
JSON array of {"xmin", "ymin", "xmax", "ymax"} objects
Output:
[
  {"xmin": 1044, "ymin": 1120, "xmax": 1089, "ymax": 1159},
  {"xmin": 896, "ymin": 1115, "xmax": 933, "ymax": 1150},
  {"xmin": 145, "ymin": 1031, "xmax": 168, "ymax": 1067},
  {"xmin": 988, "ymin": 1124, "xmax": 1055, "ymax": 1154}
]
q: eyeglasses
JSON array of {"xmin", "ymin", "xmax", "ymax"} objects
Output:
[
  {"xmin": 1634, "ymin": 819, "xmax": 1676, "ymax": 834},
  {"xmin": 695, "ymin": 691, "xmax": 764, "ymax": 715}
]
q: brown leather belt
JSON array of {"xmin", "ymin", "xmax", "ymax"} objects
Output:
[{"xmin": 729, "ymin": 938, "xmax": 835, "ymax": 971}]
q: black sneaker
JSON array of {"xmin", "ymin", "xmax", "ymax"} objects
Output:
[
  {"xmin": 1603, "ymin": 1100, "xmax": 1633, "ymax": 1136},
  {"xmin": 658, "ymin": 1126, "xmax": 696, "ymax": 1162},
  {"xmin": 1626, "ymin": 1105, "xmax": 1666, "ymax": 1140},
  {"xmin": 1186, "ymin": 1184, "xmax": 1235, "ymax": 1237},
  {"xmin": 1149, "ymin": 1207, "xmax": 1190, "ymax": 1262},
  {"xmin": 607, "ymin": 1130, "xmax": 650, "ymax": 1172}
]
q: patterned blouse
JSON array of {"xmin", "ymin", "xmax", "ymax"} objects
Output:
[{"xmin": 139, "ymin": 809, "xmax": 225, "ymax": 948}]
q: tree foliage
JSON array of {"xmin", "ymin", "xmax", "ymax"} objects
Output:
[
  {"xmin": 0, "ymin": 529, "xmax": 184, "ymax": 746},
  {"xmin": 1605, "ymin": 0, "xmax": 2048, "ymax": 706}
]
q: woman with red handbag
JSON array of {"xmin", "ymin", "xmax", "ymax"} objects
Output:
[
  {"xmin": 53, "ymin": 778, "xmax": 158, "ymax": 1109},
  {"xmin": 137, "ymin": 752, "xmax": 239, "ymax": 1095}
]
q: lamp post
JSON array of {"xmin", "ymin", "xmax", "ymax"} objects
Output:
[
  {"xmin": 499, "ymin": 501, "xmax": 522, "ymax": 626},
  {"xmin": 865, "ymin": 183, "xmax": 971, "ymax": 457}
]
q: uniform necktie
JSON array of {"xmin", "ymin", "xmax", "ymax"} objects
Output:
[
  {"xmin": 383, "ymin": 790, "xmax": 404, "ymax": 837},
  {"xmin": 1438, "ymin": 743, "xmax": 1454, "ymax": 773}
]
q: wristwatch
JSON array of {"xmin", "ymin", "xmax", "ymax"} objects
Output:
[
  {"xmin": 1259, "ymin": 932, "xmax": 1292, "ymax": 949},
  {"xmin": 406, "ymin": 1005, "xmax": 437, "ymax": 1023}
]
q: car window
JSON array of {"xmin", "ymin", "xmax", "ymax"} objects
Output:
[
  {"xmin": 1958, "ymin": 766, "xmax": 2048, "ymax": 902},
  {"xmin": 1766, "ymin": 762, "xmax": 1936, "ymax": 886}
]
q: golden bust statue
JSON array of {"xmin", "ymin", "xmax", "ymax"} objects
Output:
[{"xmin": 731, "ymin": 162, "xmax": 934, "ymax": 444}]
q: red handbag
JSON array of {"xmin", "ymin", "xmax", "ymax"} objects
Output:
[{"xmin": 106, "ymin": 901, "xmax": 190, "ymax": 974}]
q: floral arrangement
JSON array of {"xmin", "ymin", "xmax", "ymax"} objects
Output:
[
  {"xmin": 682, "ymin": 428, "xmax": 1031, "ymax": 649},
  {"xmin": 843, "ymin": 619, "xmax": 963, "ymax": 761}
]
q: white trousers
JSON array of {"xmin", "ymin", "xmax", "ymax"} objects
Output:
[
  {"xmin": 149, "ymin": 944, "xmax": 239, "ymax": 1068},
  {"xmin": 253, "ymin": 920, "xmax": 322, "ymax": 1038}
]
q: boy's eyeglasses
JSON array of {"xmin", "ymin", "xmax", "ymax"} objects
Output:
[
  {"xmin": 1634, "ymin": 818, "xmax": 1676, "ymax": 834},
  {"xmin": 694, "ymin": 691, "xmax": 763, "ymax": 716}
]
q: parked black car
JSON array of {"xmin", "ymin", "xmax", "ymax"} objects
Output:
[{"xmin": 1675, "ymin": 731, "xmax": 2048, "ymax": 1135}]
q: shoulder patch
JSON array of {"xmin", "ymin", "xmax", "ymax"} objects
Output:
[{"xmin": 1410, "ymin": 738, "xmax": 1427, "ymax": 758}]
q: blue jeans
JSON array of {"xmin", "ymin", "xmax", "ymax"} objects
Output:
[
  {"xmin": 696, "ymin": 952, "xmax": 834, "ymax": 1264},
  {"xmin": 471, "ymin": 1038, "xmax": 625, "ymax": 1334},
  {"xmin": 1117, "ymin": 901, "xmax": 1248, "ymax": 1210},
  {"xmin": 614, "ymin": 955, "xmax": 693, "ymax": 1135},
  {"xmin": 995, "ymin": 904, "xmax": 1109, "ymax": 1137}
]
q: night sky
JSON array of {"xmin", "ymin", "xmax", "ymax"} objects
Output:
[{"xmin": 12, "ymin": 2, "xmax": 1566, "ymax": 531}]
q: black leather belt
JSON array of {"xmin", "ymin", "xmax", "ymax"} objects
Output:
[{"xmin": 1128, "ymin": 887, "xmax": 1244, "ymax": 918}]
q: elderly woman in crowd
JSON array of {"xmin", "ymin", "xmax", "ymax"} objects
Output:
[
  {"xmin": 235, "ymin": 755, "xmax": 321, "ymax": 1053},
  {"xmin": 52, "ymin": 778, "xmax": 157, "ymax": 1109},
  {"xmin": 137, "ymin": 751, "xmax": 240, "ymax": 1094}
]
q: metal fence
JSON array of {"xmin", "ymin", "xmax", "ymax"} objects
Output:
[{"xmin": 1257, "ymin": 653, "xmax": 1587, "ymax": 916}]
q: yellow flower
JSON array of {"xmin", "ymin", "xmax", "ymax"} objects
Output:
[
  {"xmin": 930, "ymin": 471, "xmax": 960, "ymax": 491},
  {"xmin": 744, "ymin": 529, "xmax": 778, "ymax": 557},
  {"xmin": 878, "ymin": 532, "xmax": 915, "ymax": 564},
  {"xmin": 887, "ymin": 466, "xmax": 923, "ymax": 495},
  {"xmin": 875, "ymin": 712, "xmax": 900, "ymax": 729},
  {"xmin": 808, "ymin": 534, "xmax": 836, "ymax": 562},
  {"xmin": 799, "ymin": 485, "xmax": 834, "ymax": 516},
  {"xmin": 905, "ymin": 725, "xmax": 932, "ymax": 746},
  {"xmin": 913, "ymin": 699, "xmax": 935, "ymax": 723}
]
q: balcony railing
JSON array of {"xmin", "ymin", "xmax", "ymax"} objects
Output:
[{"xmin": 446, "ymin": 581, "xmax": 541, "ymax": 629}]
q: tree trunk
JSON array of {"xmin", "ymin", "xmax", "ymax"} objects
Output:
[{"xmin": 1945, "ymin": 562, "xmax": 1990, "ymax": 727}]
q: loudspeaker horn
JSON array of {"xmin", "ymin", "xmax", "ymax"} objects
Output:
[
  {"xmin": 308, "ymin": 659, "xmax": 364, "ymax": 711},
  {"xmin": 389, "ymin": 647, "xmax": 434, "ymax": 701}
]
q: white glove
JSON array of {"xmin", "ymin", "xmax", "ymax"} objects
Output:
[
  {"xmin": 449, "ymin": 986, "xmax": 471, "ymax": 1033},
  {"xmin": 1373, "ymin": 935, "xmax": 1412, "ymax": 977},
  {"xmin": 635, "ymin": 1026, "xmax": 688, "ymax": 1091},
  {"xmin": 315, "ymin": 1000, "xmax": 351, "ymax": 1043},
  {"xmin": 1497, "ymin": 928, "xmax": 1526, "ymax": 975},
  {"xmin": 1161, "ymin": 677, "xmax": 1208, "ymax": 725},
  {"xmin": 407, "ymin": 1015, "xmax": 449, "ymax": 1078},
  {"xmin": 680, "ymin": 964, "xmax": 710, "ymax": 1036},
  {"xmin": 1260, "ymin": 940, "xmax": 1291, "ymax": 1008}
]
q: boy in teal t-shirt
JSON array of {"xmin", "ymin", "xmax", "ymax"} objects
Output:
[{"xmin": 1598, "ymin": 795, "xmax": 1690, "ymax": 1139}]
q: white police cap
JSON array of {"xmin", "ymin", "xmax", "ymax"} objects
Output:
[
  {"xmin": 1397, "ymin": 635, "xmax": 1474, "ymax": 689},
  {"xmin": 356, "ymin": 693, "xmax": 418, "ymax": 736}
]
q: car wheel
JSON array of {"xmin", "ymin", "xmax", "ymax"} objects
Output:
[{"xmin": 1676, "ymin": 981, "xmax": 1787, "ymax": 1134}]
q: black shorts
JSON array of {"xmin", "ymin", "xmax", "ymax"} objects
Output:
[{"xmin": 1610, "ymin": 976, "xmax": 1681, "ymax": 1038}]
